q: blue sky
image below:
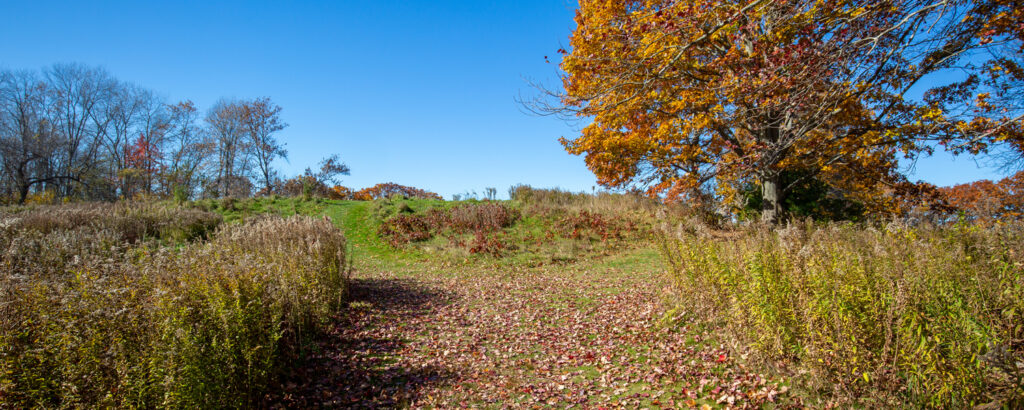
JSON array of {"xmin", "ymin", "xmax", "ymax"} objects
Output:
[{"xmin": 0, "ymin": 0, "xmax": 1008, "ymax": 199}]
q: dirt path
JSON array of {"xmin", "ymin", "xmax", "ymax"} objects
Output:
[{"xmin": 268, "ymin": 248, "xmax": 793, "ymax": 408}]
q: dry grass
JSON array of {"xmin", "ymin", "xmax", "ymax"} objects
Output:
[
  {"xmin": 0, "ymin": 202, "xmax": 222, "ymax": 243},
  {"xmin": 0, "ymin": 204, "xmax": 347, "ymax": 407},
  {"xmin": 660, "ymin": 219, "xmax": 1024, "ymax": 407}
]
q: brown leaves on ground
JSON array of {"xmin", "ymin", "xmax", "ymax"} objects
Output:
[{"xmin": 266, "ymin": 258, "xmax": 797, "ymax": 408}]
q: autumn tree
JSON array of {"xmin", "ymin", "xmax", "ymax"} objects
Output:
[
  {"xmin": 241, "ymin": 97, "xmax": 288, "ymax": 194},
  {"xmin": 927, "ymin": 0, "xmax": 1024, "ymax": 169},
  {"xmin": 127, "ymin": 89, "xmax": 170, "ymax": 195},
  {"xmin": 122, "ymin": 133, "xmax": 163, "ymax": 197},
  {"xmin": 546, "ymin": 0, "xmax": 1024, "ymax": 223},
  {"xmin": 939, "ymin": 170, "xmax": 1024, "ymax": 221},
  {"xmin": 95, "ymin": 83, "xmax": 146, "ymax": 198}
]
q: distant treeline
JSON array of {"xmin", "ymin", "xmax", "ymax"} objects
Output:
[{"xmin": 0, "ymin": 63, "xmax": 350, "ymax": 204}]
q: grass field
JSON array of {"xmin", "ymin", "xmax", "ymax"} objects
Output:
[
  {"xmin": 230, "ymin": 197, "xmax": 794, "ymax": 408},
  {"xmin": 2, "ymin": 194, "xmax": 1021, "ymax": 408}
]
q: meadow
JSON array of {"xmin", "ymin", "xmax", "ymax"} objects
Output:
[{"xmin": 1, "ymin": 190, "xmax": 1022, "ymax": 408}]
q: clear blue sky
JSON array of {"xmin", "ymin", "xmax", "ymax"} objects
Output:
[{"xmin": 0, "ymin": 0, "xmax": 1008, "ymax": 199}]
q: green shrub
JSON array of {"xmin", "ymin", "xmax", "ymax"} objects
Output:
[
  {"xmin": 660, "ymin": 220, "xmax": 1024, "ymax": 406},
  {"xmin": 0, "ymin": 210, "xmax": 347, "ymax": 407},
  {"xmin": 172, "ymin": 185, "xmax": 190, "ymax": 204}
]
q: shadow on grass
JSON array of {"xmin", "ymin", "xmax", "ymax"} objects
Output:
[{"xmin": 266, "ymin": 278, "xmax": 456, "ymax": 409}]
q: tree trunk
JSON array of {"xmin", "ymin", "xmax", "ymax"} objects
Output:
[
  {"xmin": 761, "ymin": 171, "xmax": 783, "ymax": 224},
  {"xmin": 220, "ymin": 153, "xmax": 230, "ymax": 198},
  {"xmin": 18, "ymin": 184, "xmax": 30, "ymax": 205},
  {"xmin": 760, "ymin": 116, "xmax": 784, "ymax": 225},
  {"xmin": 263, "ymin": 170, "xmax": 272, "ymax": 196}
]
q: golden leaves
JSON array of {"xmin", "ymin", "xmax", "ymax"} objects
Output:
[{"xmin": 558, "ymin": 0, "xmax": 1021, "ymax": 218}]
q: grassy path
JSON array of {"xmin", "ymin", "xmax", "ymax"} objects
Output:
[{"xmin": 268, "ymin": 202, "xmax": 793, "ymax": 408}]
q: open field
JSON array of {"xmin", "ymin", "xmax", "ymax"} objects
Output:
[
  {"xmin": 5, "ymin": 2, "xmax": 1023, "ymax": 408},
  {"xmin": 2, "ymin": 193, "xmax": 1022, "ymax": 408}
]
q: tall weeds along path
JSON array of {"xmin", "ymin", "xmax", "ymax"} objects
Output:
[{"xmin": 269, "ymin": 203, "xmax": 793, "ymax": 408}]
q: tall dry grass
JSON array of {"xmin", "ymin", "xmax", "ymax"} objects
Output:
[
  {"xmin": 660, "ymin": 220, "xmax": 1024, "ymax": 406},
  {"xmin": 0, "ymin": 202, "xmax": 222, "ymax": 243},
  {"xmin": 0, "ymin": 204, "xmax": 347, "ymax": 408}
]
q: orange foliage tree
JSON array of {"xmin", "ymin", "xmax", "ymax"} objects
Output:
[
  {"xmin": 548, "ymin": 0, "xmax": 1023, "ymax": 222},
  {"xmin": 929, "ymin": 0, "xmax": 1024, "ymax": 167},
  {"xmin": 939, "ymin": 171, "xmax": 1024, "ymax": 221},
  {"xmin": 329, "ymin": 185, "xmax": 354, "ymax": 200},
  {"xmin": 352, "ymin": 183, "xmax": 443, "ymax": 201}
]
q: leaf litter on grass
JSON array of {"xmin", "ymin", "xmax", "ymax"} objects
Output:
[{"xmin": 266, "ymin": 248, "xmax": 798, "ymax": 409}]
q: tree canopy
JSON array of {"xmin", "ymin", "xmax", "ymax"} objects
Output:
[
  {"xmin": 553, "ymin": 0, "xmax": 1024, "ymax": 222},
  {"xmin": 0, "ymin": 64, "xmax": 325, "ymax": 203}
]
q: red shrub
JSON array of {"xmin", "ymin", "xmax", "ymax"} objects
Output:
[
  {"xmin": 555, "ymin": 210, "xmax": 612, "ymax": 240},
  {"xmin": 554, "ymin": 210, "xmax": 645, "ymax": 241},
  {"xmin": 468, "ymin": 231, "xmax": 507, "ymax": 256},
  {"xmin": 445, "ymin": 203, "xmax": 519, "ymax": 233},
  {"xmin": 377, "ymin": 203, "xmax": 520, "ymax": 255},
  {"xmin": 377, "ymin": 214, "xmax": 432, "ymax": 246}
]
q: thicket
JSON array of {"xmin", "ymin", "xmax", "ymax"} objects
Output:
[
  {"xmin": 660, "ymin": 220, "xmax": 1024, "ymax": 407},
  {"xmin": 378, "ymin": 202, "xmax": 520, "ymax": 256},
  {"xmin": 375, "ymin": 187, "xmax": 655, "ymax": 263},
  {"xmin": 0, "ymin": 204, "xmax": 348, "ymax": 407}
]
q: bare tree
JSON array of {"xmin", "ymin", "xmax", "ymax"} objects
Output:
[
  {"xmin": 46, "ymin": 63, "xmax": 116, "ymax": 197},
  {"xmin": 0, "ymin": 63, "xmax": 306, "ymax": 203},
  {"xmin": 241, "ymin": 97, "xmax": 288, "ymax": 194},
  {"xmin": 0, "ymin": 70, "xmax": 66, "ymax": 203},
  {"xmin": 94, "ymin": 82, "xmax": 147, "ymax": 197},
  {"xmin": 206, "ymin": 99, "xmax": 249, "ymax": 197},
  {"xmin": 165, "ymin": 100, "xmax": 213, "ymax": 199}
]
